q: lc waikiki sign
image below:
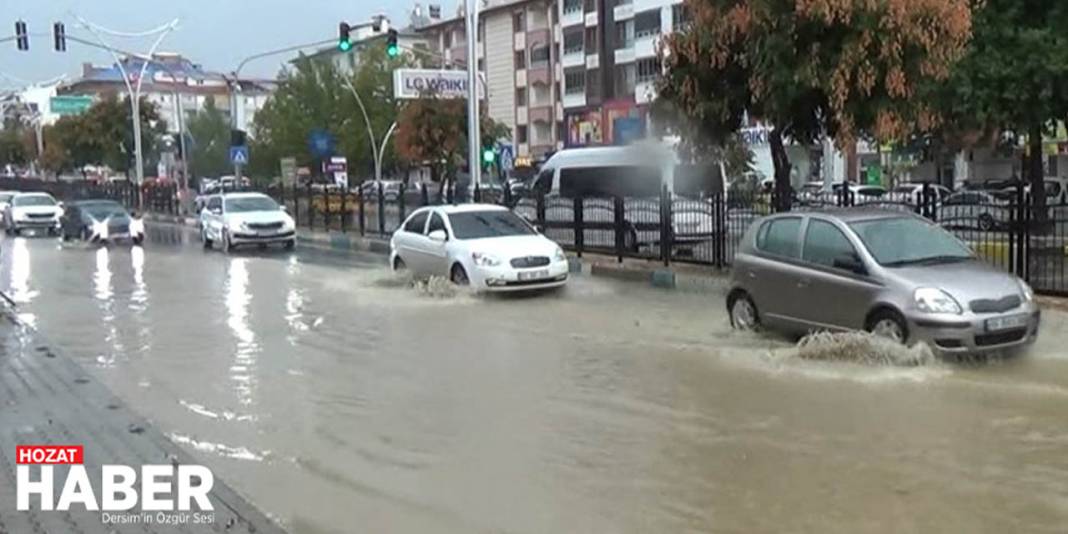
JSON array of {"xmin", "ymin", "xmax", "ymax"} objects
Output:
[
  {"xmin": 393, "ymin": 68, "xmax": 485, "ymax": 100},
  {"xmin": 15, "ymin": 445, "xmax": 215, "ymax": 525}
]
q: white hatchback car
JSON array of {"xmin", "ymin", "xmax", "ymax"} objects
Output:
[
  {"xmin": 390, "ymin": 204, "xmax": 569, "ymax": 291},
  {"xmin": 199, "ymin": 192, "xmax": 296, "ymax": 252}
]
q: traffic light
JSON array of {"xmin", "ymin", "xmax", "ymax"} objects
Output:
[
  {"xmin": 14, "ymin": 21, "xmax": 28, "ymax": 51},
  {"xmin": 338, "ymin": 22, "xmax": 352, "ymax": 52},
  {"xmin": 53, "ymin": 22, "xmax": 66, "ymax": 52},
  {"xmin": 230, "ymin": 129, "xmax": 247, "ymax": 148},
  {"xmin": 386, "ymin": 29, "xmax": 399, "ymax": 57},
  {"xmin": 481, "ymin": 146, "xmax": 495, "ymax": 165}
]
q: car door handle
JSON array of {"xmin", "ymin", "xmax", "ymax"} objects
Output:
[
  {"xmin": 746, "ymin": 270, "xmax": 757, "ymax": 280},
  {"xmin": 797, "ymin": 278, "xmax": 811, "ymax": 288}
]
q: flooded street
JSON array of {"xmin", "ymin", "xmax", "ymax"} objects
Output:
[{"xmin": 3, "ymin": 225, "xmax": 1068, "ymax": 533}]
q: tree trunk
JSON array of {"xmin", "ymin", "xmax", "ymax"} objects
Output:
[
  {"xmin": 1029, "ymin": 124, "xmax": 1048, "ymax": 230},
  {"xmin": 769, "ymin": 128, "xmax": 793, "ymax": 212}
]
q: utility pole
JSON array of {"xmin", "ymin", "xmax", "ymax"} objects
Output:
[{"xmin": 465, "ymin": 0, "xmax": 482, "ymax": 191}]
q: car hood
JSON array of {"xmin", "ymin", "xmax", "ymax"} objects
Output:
[
  {"xmin": 461, "ymin": 235, "xmax": 560, "ymax": 260},
  {"xmin": 224, "ymin": 211, "xmax": 292, "ymax": 225},
  {"xmin": 886, "ymin": 259, "xmax": 1022, "ymax": 302},
  {"xmin": 13, "ymin": 206, "xmax": 60, "ymax": 216}
]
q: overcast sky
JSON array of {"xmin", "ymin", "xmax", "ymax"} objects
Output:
[{"xmin": 0, "ymin": 0, "xmax": 409, "ymax": 89}]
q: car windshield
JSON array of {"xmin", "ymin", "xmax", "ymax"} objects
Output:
[
  {"xmin": 449, "ymin": 211, "xmax": 536, "ymax": 239},
  {"xmin": 80, "ymin": 202, "xmax": 127, "ymax": 218},
  {"xmin": 849, "ymin": 217, "xmax": 973, "ymax": 267},
  {"xmin": 0, "ymin": 193, "xmax": 14, "ymax": 202},
  {"xmin": 225, "ymin": 196, "xmax": 279, "ymax": 212},
  {"xmin": 13, "ymin": 194, "xmax": 56, "ymax": 207}
]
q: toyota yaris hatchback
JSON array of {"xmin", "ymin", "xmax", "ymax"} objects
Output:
[
  {"xmin": 391, "ymin": 204, "xmax": 569, "ymax": 292},
  {"xmin": 727, "ymin": 209, "xmax": 1040, "ymax": 355}
]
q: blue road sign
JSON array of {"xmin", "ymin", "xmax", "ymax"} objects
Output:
[
  {"xmin": 307, "ymin": 129, "xmax": 336, "ymax": 158},
  {"xmin": 230, "ymin": 145, "xmax": 249, "ymax": 165}
]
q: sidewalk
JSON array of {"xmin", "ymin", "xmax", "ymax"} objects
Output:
[{"xmin": 0, "ymin": 313, "xmax": 285, "ymax": 534}]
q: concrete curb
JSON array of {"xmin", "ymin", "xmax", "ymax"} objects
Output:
[{"xmin": 145, "ymin": 213, "xmax": 392, "ymax": 255}]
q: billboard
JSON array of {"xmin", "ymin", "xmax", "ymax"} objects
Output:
[
  {"xmin": 392, "ymin": 69, "xmax": 485, "ymax": 100},
  {"xmin": 50, "ymin": 95, "xmax": 93, "ymax": 116}
]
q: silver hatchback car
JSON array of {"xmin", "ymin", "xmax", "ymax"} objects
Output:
[{"xmin": 727, "ymin": 209, "xmax": 1040, "ymax": 355}]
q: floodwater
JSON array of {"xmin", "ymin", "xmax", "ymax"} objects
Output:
[{"xmin": 2, "ymin": 226, "xmax": 1068, "ymax": 533}]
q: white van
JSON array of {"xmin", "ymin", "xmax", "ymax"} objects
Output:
[{"xmin": 515, "ymin": 145, "xmax": 723, "ymax": 252}]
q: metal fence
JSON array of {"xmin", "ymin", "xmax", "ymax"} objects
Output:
[{"xmin": 3, "ymin": 178, "xmax": 1065, "ymax": 296}]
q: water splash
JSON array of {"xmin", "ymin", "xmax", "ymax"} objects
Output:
[{"xmin": 794, "ymin": 331, "xmax": 937, "ymax": 366}]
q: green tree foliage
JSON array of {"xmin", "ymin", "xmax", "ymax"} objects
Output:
[
  {"xmin": 657, "ymin": 0, "xmax": 973, "ymax": 204},
  {"xmin": 250, "ymin": 43, "xmax": 413, "ymax": 183},
  {"xmin": 394, "ymin": 96, "xmax": 510, "ymax": 200},
  {"xmin": 185, "ymin": 96, "xmax": 231, "ymax": 180},
  {"xmin": 39, "ymin": 95, "xmax": 166, "ymax": 175},
  {"xmin": 0, "ymin": 127, "xmax": 28, "ymax": 166},
  {"xmin": 934, "ymin": 0, "xmax": 1068, "ymax": 211}
]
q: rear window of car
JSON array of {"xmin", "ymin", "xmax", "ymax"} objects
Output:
[{"xmin": 756, "ymin": 217, "xmax": 802, "ymax": 258}]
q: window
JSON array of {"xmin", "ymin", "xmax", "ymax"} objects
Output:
[
  {"xmin": 443, "ymin": 30, "xmax": 452, "ymax": 48},
  {"xmin": 404, "ymin": 211, "xmax": 429, "ymax": 233},
  {"xmin": 586, "ymin": 68, "xmax": 601, "ymax": 100},
  {"xmin": 427, "ymin": 212, "xmax": 447, "ymax": 236},
  {"xmin": 615, "ymin": 20, "xmax": 634, "ymax": 49},
  {"xmin": 756, "ymin": 217, "xmax": 802, "ymax": 258},
  {"xmin": 517, "ymin": 125, "xmax": 529, "ymax": 143},
  {"xmin": 802, "ymin": 219, "xmax": 858, "ymax": 269},
  {"xmin": 634, "ymin": 9, "xmax": 661, "ymax": 38},
  {"xmin": 516, "ymin": 87, "xmax": 527, "ymax": 106},
  {"xmin": 564, "ymin": 69, "xmax": 586, "ymax": 94},
  {"xmin": 514, "ymin": 50, "xmax": 526, "ymax": 69},
  {"xmin": 563, "ymin": 29, "xmax": 584, "ymax": 54},
  {"xmin": 614, "ymin": 63, "xmax": 635, "ymax": 95},
  {"xmin": 559, "ymin": 166, "xmax": 661, "ymax": 197},
  {"xmin": 206, "ymin": 197, "xmax": 222, "ymax": 212},
  {"xmin": 849, "ymin": 217, "xmax": 972, "ymax": 267},
  {"xmin": 513, "ymin": 11, "xmax": 526, "ymax": 32},
  {"xmin": 530, "ymin": 45, "xmax": 550, "ymax": 65},
  {"xmin": 533, "ymin": 169, "xmax": 554, "ymax": 194},
  {"xmin": 449, "ymin": 211, "xmax": 536, "ymax": 239},
  {"xmin": 563, "ymin": 0, "xmax": 582, "ymax": 14},
  {"xmin": 636, "ymin": 57, "xmax": 660, "ymax": 83},
  {"xmin": 585, "ymin": 27, "xmax": 599, "ymax": 54},
  {"xmin": 478, "ymin": 58, "xmax": 485, "ymax": 71},
  {"xmin": 671, "ymin": 4, "xmax": 691, "ymax": 29}
]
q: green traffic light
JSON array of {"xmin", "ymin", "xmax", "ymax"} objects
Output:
[
  {"xmin": 482, "ymin": 149, "xmax": 495, "ymax": 163},
  {"xmin": 338, "ymin": 39, "xmax": 352, "ymax": 52},
  {"xmin": 387, "ymin": 45, "xmax": 399, "ymax": 57}
]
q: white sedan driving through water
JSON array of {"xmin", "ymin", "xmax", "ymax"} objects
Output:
[{"xmin": 390, "ymin": 204, "xmax": 569, "ymax": 291}]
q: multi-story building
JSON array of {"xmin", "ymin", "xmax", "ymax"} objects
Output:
[
  {"xmin": 417, "ymin": 0, "xmax": 562, "ymax": 160},
  {"xmin": 557, "ymin": 0, "xmax": 687, "ymax": 147},
  {"xmin": 57, "ymin": 53, "xmax": 272, "ymax": 134}
]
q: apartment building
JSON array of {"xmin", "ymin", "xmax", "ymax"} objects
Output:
[
  {"xmin": 558, "ymin": 0, "xmax": 687, "ymax": 147},
  {"xmin": 417, "ymin": 0, "xmax": 562, "ymax": 160}
]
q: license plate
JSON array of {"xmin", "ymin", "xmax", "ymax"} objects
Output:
[
  {"xmin": 518, "ymin": 269, "xmax": 549, "ymax": 281},
  {"xmin": 985, "ymin": 313, "xmax": 1030, "ymax": 332}
]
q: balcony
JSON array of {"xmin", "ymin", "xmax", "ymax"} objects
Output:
[
  {"xmin": 585, "ymin": 11, "xmax": 598, "ymax": 26},
  {"xmin": 586, "ymin": 53, "xmax": 599, "ymax": 70},
  {"xmin": 613, "ymin": 3, "xmax": 634, "ymax": 20},
  {"xmin": 562, "ymin": 48, "xmax": 585, "ymax": 68},
  {"xmin": 527, "ymin": 64, "xmax": 552, "ymax": 85},
  {"xmin": 635, "ymin": 34, "xmax": 657, "ymax": 59},
  {"xmin": 514, "ymin": 32, "xmax": 526, "ymax": 51},
  {"xmin": 528, "ymin": 105, "xmax": 553, "ymax": 123},
  {"xmin": 563, "ymin": 91, "xmax": 586, "ymax": 108},
  {"xmin": 561, "ymin": 7, "xmax": 584, "ymax": 27},
  {"xmin": 614, "ymin": 45, "xmax": 635, "ymax": 64}
]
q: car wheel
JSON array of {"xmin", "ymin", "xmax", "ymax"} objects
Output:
[
  {"xmin": 392, "ymin": 256, "xmax": 406, "ymax": 272},
  {"xmin": 284, "ymin": 239, "xmax": 295, "ymax": 250},
  {"xmin": 728, "ymin": 291, "xmax": 760, "ymax": 330},
  {"xmin": 867, "ymin": 309, "xmax": 909, "ymax": 344},
  {"xmin": 202, "ymin": 229, "xmax": 213, "ymax": 249},
  {"xmin": 222, "ymin": 230, "xmax": 233, "ymax": 253},
  {"xmin": 978, "ymin": 214, "xmax": 995, "ymax": 231},
  {"xmin": 450, "ymin": 264, "xmax": 469, "ymax": 286}
]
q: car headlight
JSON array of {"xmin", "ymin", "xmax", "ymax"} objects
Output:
[
  {"xmin": 13, "ymin": 211, "xmax": 27, "ymax": 221},
  {"xmin": 471, "ymin": 252, "xmax": 501, "ymax": 267},
  {"xmin": 554, "ymin": 246, "xmax": 566, "ymax": 262},
  {"xmin": 914, "ymin": 287, "xmax": 962, "ymax": 314},
  {"xmin": 91, "ymin": 219, "xmax": 109, "ymax": 239},
  {"xmin": 282, "ymin": 216, "xmax": 295, "ymax": 230},
  {"xmin": 128, "ymin": 218, "xmax": 145, "ymax": 235},
  {"xmin": 1017, "ymin": 278, "xmax": 1034, "ymax": 302}
]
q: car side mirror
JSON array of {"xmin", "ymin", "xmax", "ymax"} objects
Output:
[
  {"xmin": 211, "ymin": 208, "xmax": 222, "ymax": 215},
  {"xmin": 428, "ymin": 229, "xmax": 447, "ymax": 242},
  {"xmin": 833, "ymin": 254, "xmax": 867, "ymax": 275},
  {"xmin": 280, "ymin": 205, "xmax": 288, "ymax": 212}
]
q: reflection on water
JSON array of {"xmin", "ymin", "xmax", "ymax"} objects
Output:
[
  {"xmin": 94, "ymin": 247, "xmax": 123, "ymax": 368},
  {"xmin": 226, "ymin": 258, "xmax": 259, "ymax": 406},
  {"xmin": 7, "ymin": 238, "xmax": 37, "ymax": 327},
  {"xmin": 130, "ymin": 246, "xmax": 147, "ymax": 312}
]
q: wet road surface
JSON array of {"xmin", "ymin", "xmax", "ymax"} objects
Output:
[{"xmin": 3, "ymin": 225, "xmax": 1068, "ymax": 533}]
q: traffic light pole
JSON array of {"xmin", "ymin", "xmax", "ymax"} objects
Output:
[{"xmin": 465, "ymin": 0, "xmax": 482, "ymax": 192}]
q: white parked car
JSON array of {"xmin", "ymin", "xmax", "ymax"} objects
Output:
[
  {"xmin": 4, "ymin": 192, "xmax": 62, "ymax": 236},
  {"xmin": 199, "ymin": 192, "xmax": 296, "ymax": 252},
  {"xmin": 390, "ymin": 204, "xmax": 569, "ymax": 291},
  {"xmin": 890, "ymin": 182, "xmax": 953, "ymax": 206}
]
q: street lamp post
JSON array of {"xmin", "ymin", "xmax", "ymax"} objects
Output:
[
  {"xmin": 74, "ymin": 17, "xmax": 179, "ymax": 186},
  {"xmin": 465, "ymin": 0, "xmax": 482, "ymax": 191}
]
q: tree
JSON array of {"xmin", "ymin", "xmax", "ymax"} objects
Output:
[
  {"xmin": 933, "ymin": 0, "xmax": 1068, "ymax": 213},
  {"xmin": 250, "ymin": 43, "xmax": 414, "ymax": 183},
  {"xmin": 37, "ymin": 95, "xmax": 166, "ymax": 176},
  {"xmin": 0, "ymin": 127, "xmax": 28, "ymax": 166},
  {"xmin": 185, "ymin": 96, "xmax": 231, "ymax": 180},
  {"xmin": 657, "ymin": 0, "xmax": 973, "ymax": 207},
  {"xmin": 394, "ymin": 96, "xmax": 510, "ymax": 201}
]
